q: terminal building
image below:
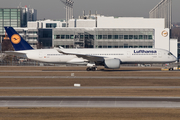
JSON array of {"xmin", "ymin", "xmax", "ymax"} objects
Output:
[
  {"xmin": 0, "ymin": 0, "xmax": 178, "ymax": 58},
  {"xmin": 0, "ymin": 6, "xmax": 37, "ymax": 35},
  {"xmin": 22, "ymin": 14, "xmax": 177, "ymax": 58},
  {"xmin": 0, "ymin": 6, "xmax": 37, "ymax": 49}
]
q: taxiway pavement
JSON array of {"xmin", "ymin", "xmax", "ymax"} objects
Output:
[
  {"xmin": 0, "ymin": 76, "xmax": 179, "ymax": 79},
  {"xmin": 0, "ymin": 96, "xmax": 180, "ymax": 108},
  {"xmin": 0, "ymin": 86, "xmax": 180, "ymax": 89}
]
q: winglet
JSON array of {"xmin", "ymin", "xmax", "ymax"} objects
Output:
[{"xmin": 4, "ymin": 27, "xmax": 33, "ymax": 51}]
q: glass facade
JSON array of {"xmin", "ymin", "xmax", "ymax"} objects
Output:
[
  {"xmin": 178, "ymin": 43, "xmax": 180, "ymax": 57},
  {"xmin": 53, "ymin": 28, "xmax": 95, "ymax": 48},
  {"xmin": 46, "ymin": 23, "xmax": 57, "ymax": 28},
  {"xmin": 38, "ymin": 29, "xmax": 52, "ymax": 48},
  {"xmin": 53, "ymin": 28, "xmax": 154, "ymax": 48},
  {"xmin": 95, "ymin": 29, "xmax": 154, "ymax": 48},
  {"xmin": 0, "ymin": 8, "xmax": 21, "ymax": 35}
]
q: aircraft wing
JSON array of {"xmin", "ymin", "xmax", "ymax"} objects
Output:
[{"xmin": 57, "ymin": 49, "xmax": 105, "ymax": 61}]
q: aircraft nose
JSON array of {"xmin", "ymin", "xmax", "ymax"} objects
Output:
[{"xmin": 174, "ymin": 56, "xmax": 178, "ymax": 62}]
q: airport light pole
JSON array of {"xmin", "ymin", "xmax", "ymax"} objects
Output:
[{"xmin": 60, "ymin": 0, "xmax": 74, "ymax": 27}]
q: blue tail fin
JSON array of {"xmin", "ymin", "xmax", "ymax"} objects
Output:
[{"xmin": 4, "ymin": 27, "xmax": 33, "ymax": 51}]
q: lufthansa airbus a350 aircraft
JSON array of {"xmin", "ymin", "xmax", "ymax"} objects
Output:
[{"xmin": 4, "ymin": 27, "xmax": 177, "ymax": 71}]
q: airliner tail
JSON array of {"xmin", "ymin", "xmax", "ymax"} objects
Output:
[{"xmin": 4, "ymin": 27, "xmax": 33, "ymax": 51}]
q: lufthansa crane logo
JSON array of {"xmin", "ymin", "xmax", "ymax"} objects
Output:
[
  {"xmin": 11, "ymin": 34, "xmax": 21, "ymax": 44},
  {"xmin": 161, "ymin": 30, "xmax": 168, "ymax": 37}
]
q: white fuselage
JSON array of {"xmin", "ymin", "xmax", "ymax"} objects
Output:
[
  {"xmin": 18, "ymin": 49, "xmax": 86, "ymax": 64},
  {"xmin": 15, "ymin": 48, "xmax": 177, "ymax": 65}
]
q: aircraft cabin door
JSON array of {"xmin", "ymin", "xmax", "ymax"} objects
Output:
[
  {"xmin": 158, "ymin": 51, "xmax": 162, "ymax": 58},
  {"xmin": 127, "ymin": 51, "xmax": 131, "ymax": 58},
  {"xmin": 39, "ymin": 52, "xmax": 43, "ymax": 58}
]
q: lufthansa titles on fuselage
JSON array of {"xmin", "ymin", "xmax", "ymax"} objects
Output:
[{"xmin": 133, "ymin": 50, "xmax": 157, "ymax": 55}]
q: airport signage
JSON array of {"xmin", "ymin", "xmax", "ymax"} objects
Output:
[{"xmin": 161, "ymin": 30, "xmax": 168, "ymax": 37}]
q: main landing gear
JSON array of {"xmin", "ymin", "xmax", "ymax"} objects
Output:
[{"xmin": 86, "ymin": 67, "xmax": 98, "ymax": 71}]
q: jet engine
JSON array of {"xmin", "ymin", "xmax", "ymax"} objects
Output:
[{"xmin": 104, "ymin": 58, "xmax": 121, "ymax": 69}]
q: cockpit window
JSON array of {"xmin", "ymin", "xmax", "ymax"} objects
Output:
[{"xmin": 168, "ymin": 52, "xmax": 173, "ymax": 56}]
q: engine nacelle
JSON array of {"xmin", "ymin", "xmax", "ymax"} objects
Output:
[{"xmin": 104, "ymin": 58, "xmax": 121, "ymax": 69}]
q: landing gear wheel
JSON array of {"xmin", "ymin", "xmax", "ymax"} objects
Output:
[
  {"xmin": 169, "ymin": 68, "xmax": 174, "ymax": 71},
  {"xmin": 86, "ymin": 67, "xmax": 91, "ymax": 71},
  {"xmin": 86, "ymin": 67, "xmax": 97, "ymax": 71},
  {"xmin": 92, "ymin": 67, "xmax": 96, "ymax": 71}
]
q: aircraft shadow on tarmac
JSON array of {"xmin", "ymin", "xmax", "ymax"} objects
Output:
[{"xmin": 100, "ymin": 69, "xmax": 139, "ymax": 72}]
